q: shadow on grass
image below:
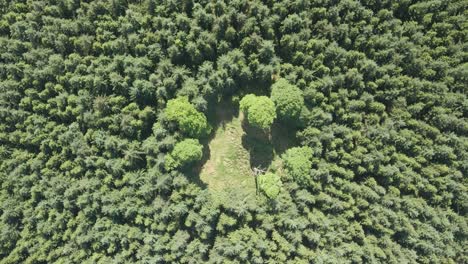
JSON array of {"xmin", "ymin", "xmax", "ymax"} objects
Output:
[
  {"xmin": 241, "ymin": 122, "xmax": 274, "ymax": 170},
  {"xmin": 187, "ymin": 93, "xmax": 299, "ymax": 189},
  {"xmin": 270, "ymin": 120, "xmax": 299, "ymax": 156},
  {"xmin": 184, "ymin": 146, "xmax": 210, "ymax": 189},
  {"xmin": 241, "ymin": 119, "xmax": 299, "ymax": 171},
  {"xmin": 186, "ymin": 98, "xmax": 239, "ymax": 187}
]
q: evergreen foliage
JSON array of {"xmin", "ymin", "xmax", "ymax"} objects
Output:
[
  {"xmin": 282, "ymin": 146, "xmax": 313, "ymax": 184},
  {"xmin": 0, "ymin": 0, "xmax": 466, "ymax": 263}
]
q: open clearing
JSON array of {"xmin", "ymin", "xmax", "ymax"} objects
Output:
[
  {"xmin": 199, "ymin": 104, "xmax": 256, "ymax": 194},
  {"xmin": 198, "ymin": 99, "xmax": 297, "ymax": 195}
]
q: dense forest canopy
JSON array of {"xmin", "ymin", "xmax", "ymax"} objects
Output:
[{"xmin": 0, "ymin": 0, "xmax": 467, "ymax": 263}]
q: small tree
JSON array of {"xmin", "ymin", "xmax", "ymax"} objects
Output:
[
  {"xmin": 165, "ymin": 97, "xmax": 211, "ymax": 138},
  {"xmin": 165, "ymin": 139, "xmax": 203, "ymax": 170},
  {"xmin": 257, "ymin": 172, "xmax": 282, "ymax": 199},
  {"xmin": 239, "ymin": 94, "xmax": 276, "ymax": 130},
  {"xmin": 282, "ymin": 146, "xmax": 313, "ymax": 184},
  {"xmin": 239, "ymin": 94, "xmax": 257, "ymax": 112},
  {"xmin": 271, "ymin": 79, "xmax": 304, "ymax": 122}
]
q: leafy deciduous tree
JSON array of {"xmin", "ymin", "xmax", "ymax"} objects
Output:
[
  {"xmin": 258, "ymin": 172, "xmax": 282, "ymax": 199},
  {"xmin": 282, "ymin": 146, "xmax": 313, "ymax": 184},
  {"xmin": 165, "ymin": 96, "xmax": 211, "ymax": 138},
  {"xmin": 165, "ymin": 138, "xmax": 203, "ymax": 170},
  {"xmin": 271, "ymin": 78, "xmax": 304, "ymax": 122},
  {"xmin": 240, "ymin": 94, "xmax": 276, "ymax": 130}
]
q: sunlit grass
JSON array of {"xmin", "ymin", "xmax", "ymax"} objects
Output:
[
  {"xmin": 199, "ymin": 111, "xmax": 255, "ymax": 194},
  {"xmin": 198, "ymin": 99, "xmax": 298, "ymax": 195}
]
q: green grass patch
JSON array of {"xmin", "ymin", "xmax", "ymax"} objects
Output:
[
  {"xmin": 197, "ymin": 99, "xmax": 297, "ymax": 195},
  {"xmin": 199, "ymin": 108, "xmax": 255, "ymax": 194}
]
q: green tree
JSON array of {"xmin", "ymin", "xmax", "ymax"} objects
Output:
[
  {"xmin": 282, "ymin": 146, "xmax": 313, "ymax": 184},
  {"xmin": 239, "ymin": 94, "xmax": 276, "ymax": 130},
  {"xmin": 258, "ymin": 172, "xmax": 282, "ymax": 199},
  {"xmin": 165, "ymin": 97, "xmax": 211, "ymax": 138},
  {"xmin": 165, "ymin": 139, "xmax": 203, "ymax": 170},
  {"xmin": 271, "ymin": 79, "xmax": 304, "ymax": 122}
]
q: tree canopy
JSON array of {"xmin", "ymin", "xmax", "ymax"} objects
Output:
[
  {"xmin": 165, "ymin": 97, "xmax": 211, "ymax": 138},
  {"xmin": 165, "ymin": 138, "xmax": 203, "ymax": 170},
  {"xmin": 240, "ymin": 94, "xmax": 276, "ymax": 130},
  {"xmin": 257, "ymin": 172, "xmax": 282, "ymax": 199},
  {"xmin": 271, "ymin": 79, "xmax": 304, "ymax": 122},
  {"xmin": 282, "ymin": 146, "xmax": 313, "ymax": 184}
]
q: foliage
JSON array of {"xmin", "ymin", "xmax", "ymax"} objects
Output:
[
  {"xmin": 282, "ymin": 146, "xmax": 313, "ymax": 184},
  {"xmin": 240, "ymin": 94, "xmax": 276, "ymax": 130},
  {"xmin": 258, "ymin": 172, "xmax": 282, "ymax": 199},
  {"xmin": 165, "ymin": 97, "xmax": 211, "ymax": 138},
  {"xmin": 271, "ymin": 79, "xmax": 304, "ymax": 122},
  {"xmin": 0, "ymin": 0, "xmax": 466, "ymax": 263},
  {"xmin": 165, "ymin": 139, "xmax": 203, "ymax": 170}
]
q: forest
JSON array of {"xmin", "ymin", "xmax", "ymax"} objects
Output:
[{"xmin": 0, "ymin": 0, "xmax": 467, "ymax": 263}]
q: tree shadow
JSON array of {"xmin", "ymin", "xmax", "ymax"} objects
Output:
[
  {"xmin": 187, "ymin": 94, "xmax": 299, "ymax": 188},
  {"xmin": 205, "ymin": 97, "xmax": 239, "ymax": 132},
  {"xmin": 187, "ymin": 97, "xmax": 239, "ymax": 187},
  {"xmin": 184, "ymin": 143, "xmax": 210, "ymax": 189},
  {"xmin": 241, "ymin": 119, "xmax": 299, "ymax": 171},
  {"xmin": 241, "ymin": 121, "xmax": 275, "ymax": 170}
]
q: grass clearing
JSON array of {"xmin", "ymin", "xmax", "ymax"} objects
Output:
[
  {"xmin": 197, "ymin": 99, "xmax": 298, "ymax": 195},
  {"xmin": 199, "ymin": 107, "xmax": 256, "ymax": 194}
]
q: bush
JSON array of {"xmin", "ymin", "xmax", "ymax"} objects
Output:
[
  {"xmin": 282, "ymin": 146, "xmax": 313, "ymax": 184},
  {"xmin": 271, "ymin": 79, "xmax": 304, "ymax": 122},
  {"xmin": 258, "ymin": 172, "xmax": 282, "ymax": 199},
  {"xmin": 165, "ymin": 97, "xmax": 211, "ymax": 138},
  {"xmin": 165, "ymin": 139, "xmax": 203, "ymax": 170},
  {"xmin": 239, "ymin": 94, "xmax": 276, "ymax": 130}
]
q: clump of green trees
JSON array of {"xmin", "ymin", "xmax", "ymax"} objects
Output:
[
  {"xmin": 282, "ymin": 146, "xmax": 313, "ymax": 184},
  {"xmin": 271, "ymin": 79, "xmax": 304, "ymax": 122}
]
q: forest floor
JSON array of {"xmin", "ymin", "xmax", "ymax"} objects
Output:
[{"xmin": 197, "ymin": 99, "xmax": 297, "ymax": 195}]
